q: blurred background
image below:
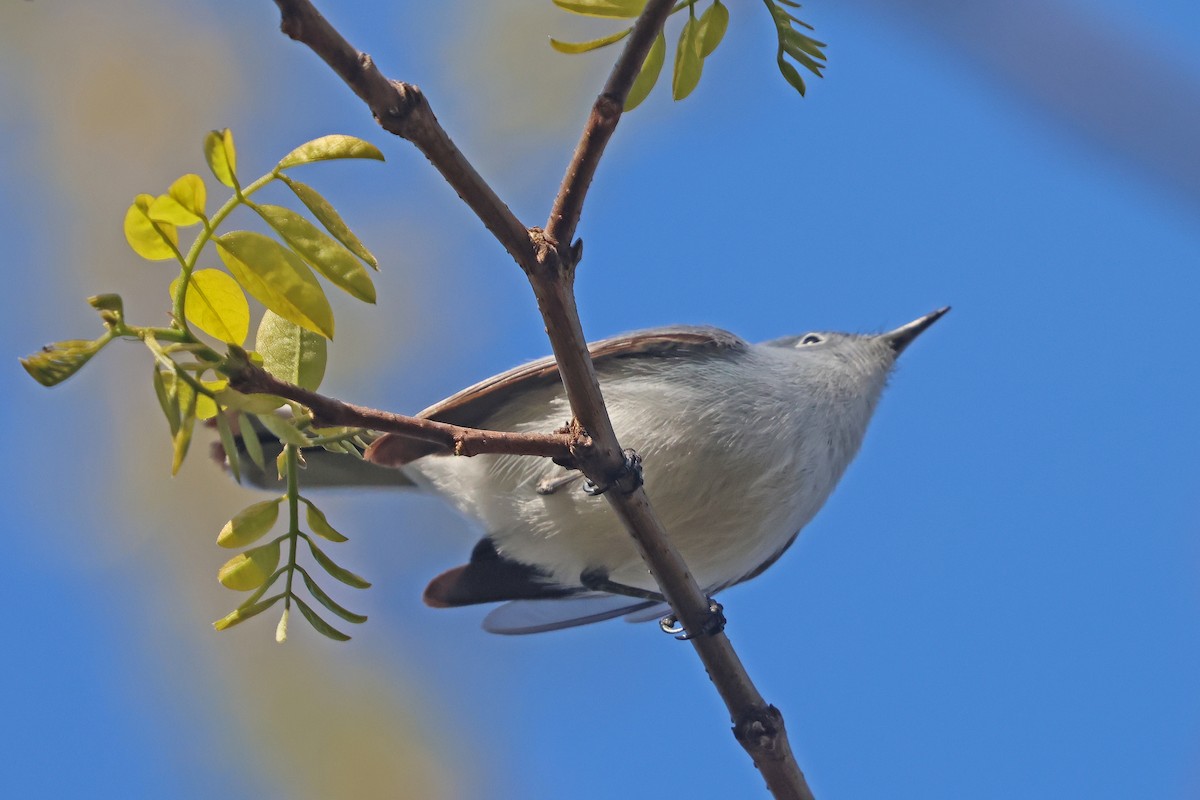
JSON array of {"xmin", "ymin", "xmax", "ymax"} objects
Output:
[{"xmin": 3, "ymin": 1, "xmax": 1198, "ymax": 797}]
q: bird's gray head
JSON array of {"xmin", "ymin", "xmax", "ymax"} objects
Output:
[{"xmin": 759, "ymin": 306, "xmax": 949, "ymax": 421}]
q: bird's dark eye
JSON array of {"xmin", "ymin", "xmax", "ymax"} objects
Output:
[{"xmin": 798, "ymin": 334, "xmax": 823, "ymax": 346}]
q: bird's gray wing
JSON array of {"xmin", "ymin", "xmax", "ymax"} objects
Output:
[
  {"xmin": 482, "ymin": 595, "xmax": 665, "ymax": 635},
  {"xmin": 366, "ymin": 325, "xmax": 748, "ymax": 467}
]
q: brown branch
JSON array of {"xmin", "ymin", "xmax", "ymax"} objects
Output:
[
  {"xmin": 225, "ymin": 357, "xmax": 585, "ymax": 463},
  {"xmin": 273, "ymin": 0, "xmax": 536, "ymax": 270},
  {"xmin": 270, "ymin": 2, "xmax": 814, "ymax": 798}
]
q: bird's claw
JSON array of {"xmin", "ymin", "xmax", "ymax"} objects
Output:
[
  {"xmin": 583, "ymin": 449, "xmax": 644, "ymax": 496},
  {"xmin": 659, "ymin": 599, "xmax": 725, "ymax": 640}
]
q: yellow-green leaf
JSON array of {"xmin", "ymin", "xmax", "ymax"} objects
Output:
[
  {"xmin": 148, "ymin": 174, "xmax": 206, "ymax": 224},
  {"xmin": 256, "ymin": 311, "xmax": 327, "ymax": 391},
  {"xmin": 218, "ymin": 539, "xmax": 281, "ymax": 591},
  {"xmin": 279, "ymin": 175, "xmax": 378, "ymax": 269},
  {"xmin": 672, "ymin": 14, "xmax": 704, "ymax": 101},
  {"xmin": 306, "ymin": 537, "xmax": 371, "ymax": 589},
  {"xmin": 20, "ymin": 338, "xmax": 108, "ymax": 387},
  {"xmin": 276, "ymin": 135, "xmax": 384, "ymax": 170},
  {"xmin": 253, "ymin": 204, "xmax": 376, "ymax": 303},
  {"xmin": 553, "ymin": 0, "xmax": 646, "ymax": 19},
  {"xmin": 153, "ymin": 366, "xmax": 180, "ymax": 435},
  {"xmin": 195, "ymin": 379, "xmax": 228, "ymax": 421},
  {"xmin": 215, "ymin": 231, "xmax": 335, "ymax": 339},
  {"xmin": 239, "ymin": 412, "xmax": 267, "ymax": 470},
  {"xmin": 214, "ymin": 388, "xmax": 285, "ymax": 415},
  {"xmin": 169, "ymin": 269, "xmax": 250, "ymax": 345},
  {"xmin": 292, "ymin": 596, "xmax": 351, "ymax": 641},
  {"xmin": 123, "ymin": 194, "xmax": 178, "ymax": 261},
  {"xmin": 217, "ymin": 497, "xmax": 282, "ymax": 549},
  {"xmin": 550, "ymin": 27, "xmax": 631, "ymax": 54},
  {"xmin": 213, "ymin": 592, "xmax": 284, "ymax": 631},
  {"xmin": 257, "ymin": 413, "xmax": 312, "ymax": 447},
  {"xmin": 303, "ymin": 499, "xmax": 348, "ymax": 543},
  {"xmin": 300, "ymin": 568, "xmax": 366, "ymax": 623},
  {"xmin": 215, "ymin": 411, "xmax": 242, "ymax": 484},
  {"xmin": 625, "ymin": 31, "xmax": 666, "ymax": 111},
  {"xmin": 698, "ymin": 0, "xmax": 729, "ymax": 58},
  {"xmin": 204, "ymin": 128, "xmax": 238, "ymax": 188},
  {"xmin": 172, "ymin": 379, "xmax": 197, "ymax": 475}
]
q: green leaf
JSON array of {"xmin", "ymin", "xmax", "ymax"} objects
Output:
[
  {"xmin": 215, "ymin": 231, "xmax": 335, "ymax": 339},
  {"xmin": 276, "ymin": 135, "xmax": 384, "ymax": 170},
  {"xmin": 625, "ymin": 31, "xmax": 666, "ymax": 111},
  {"xmin": 194, "ymin": 378, "xmax": 228, "ymax": 421},
  {"xmin": 170, "ymin": 269, "xmax": 251, "ymax": 345},
  {"xmin": 672, "ymin": 14, "xmax": 704, "ymax": 101},
  {"xmin": 239, "ymin": 412, "xmax": 267, "ymax": 471},
  {"xmin": 279, "ymin": 176, "xmax": 378, "ymax": 269},
  {"xmin": 217, "ymin": 497, "xmax": 282, "ymax": 549},
  {"xmin": 218, "ymin": 539, "xmax": 282, "ymax": 591},
  {"xmin": 256, "ymin": 412, "xmax": 312, "ymax": 448},
  {"xmin": 292, "ymin": 595, "xmax": 351, "ymax": 641},
  {"xmin": 303, "ymin": 498, "xmax": 348, "ymax": 543},
  {"xmin": 253, "ymin": 204, "xmax": 376, "ymax": 303},
  {"xmin": 204, "ymin": 128, "xmax": 238, "ymax": 188},
  {"xmin": 215, "ymin": 411, "xmax": 242, "ymax": 484},
  {"xmin": 553, "ymin": 0, "xmax": 646, "ymax": 19},
  {"xmin": 549, "ymin": 27, "xmax": 632, "ymax": 54},
  {"xmin": 214, "ymin": 388, "xmax": 285, "ymax": 415},
  {"xmin": 698, "ymin": 1, "xmax": 729, "ymax": 58},
  {"xmin": 299, "ymin": 568, "xmax": 366, "ymax": 623},
  {"xmin": 172, "ymin": 378, "xmax": 197, "ymax": 475},
  {"xmin": 123, "ymin": 194, "xmax": 179, "ymax": 261},
  {"xmin": 148, "ymin": 174, "xmax": 207, "ymax": 225},
  {"xmin": 152, "ymin": 367, "xmax": 180, "ymax": 435},
  {"xmin": 20, "ymin": 337, "xmax": 108, "ymax": 387},
  {"xmin": 777, "ymin": 57, "xmax": 807, "ymax": 96},
  {"xmin": 213, "ymin": 592, "xmax": 284, "ymax": 631},
  {"xmin": 305, "ymin": 536, "xmax": 371, "ymax": 589},
  {"xmin": 255, "ymin": 311, "xmax": 328, "ymax": 392}
]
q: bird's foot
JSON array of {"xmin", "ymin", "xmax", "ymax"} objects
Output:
[
  {"xmin": 660, "ymin": 599, "xmax": 726, "ymax": 640},
  {"xmin": 583, "ymin": 449, "xmax": 644, "ymax": 496}
]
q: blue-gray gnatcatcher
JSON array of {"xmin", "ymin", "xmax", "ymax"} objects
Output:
[{"xmin": 231, "ymin": 308, "xmax": 948, "ymax": 634}]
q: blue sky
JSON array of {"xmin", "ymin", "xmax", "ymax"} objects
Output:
[{"xmin": 3, "ymin": 1, "xmax": 1198, "ymax": 798}]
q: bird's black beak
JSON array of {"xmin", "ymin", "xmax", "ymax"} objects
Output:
[{"xmin": 881, "ymin": 307, "xmax": 950, "ymax": 355}]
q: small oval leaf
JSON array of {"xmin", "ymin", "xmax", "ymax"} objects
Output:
[
  {"xmin": 239, "ymin": 412, "xmax": 267, "ymax": 470},
  {"xmin": 276, "ymin": 135, "xmax": 384, "ymax": 170},
  {"xmin": 299, "ymin": 569, "xmax": 366, "ymax": 624},
  {"xmin": 148, "ymin": 174, "xmax": 207, "ymax": 225},
  {"xmin": 306, "ymin": 537, "xmax": 371, "ymax": 589},
  {"xmin": 217, "ymin": 497, "xmax": 283, "ymax": 549},
  {"xmin": 213, "ymin": 592, "xmax": 284, "ymax": 631},
  {"xmin": 303, "ymin": 499, "xmax": 348, "ymax": 543},
  {"xmin": 256, "ymin": 311, "xmax": 328, "ymax": 392},
  {"xmin": 292, "ymin": 596, "xmax": 351, "ymax": 641},
  {"xmin": 672, "ymin": 15, "xmax": 704, "ymax": 101},
  {"xmin": 698, "ymin": 1, "xmax": 729, "ymax": 58},
  {"xmin": 215, "ymin": 231, "xmax": 335, "ymax": 339},
  {"xmin": 204, "ymin": 129, "xmax": 238, "ymax": 188},
  {"xmin": 124, "ymin": 194, "xmax": 179, "ymax": 261},
  {"xmin": 280, "ymin": 176, "xmax": 378, "ymax": 269},
  {"xmin": 625, "ymin": 31, "xmax": 666, "ymax": 111},
  {"xmin": 218, "ymin": 539, "xmax": 282, "ymax": 591},
  {"xmin": 171, "ymin": 379, "xmax": 198, "ymax": 475},
  {"xmin": 170, "ymin": 269, "xmax": 251, "ymax": 345},
  {"xmin": 20, "ymin": 338, "xmax": 107, "ymax": 387},
  {"xmin": 253, "ymin": 204, "xmax": 376, "ymax": 303}
]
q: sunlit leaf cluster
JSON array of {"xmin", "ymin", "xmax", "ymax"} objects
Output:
[
  {"xmin": 21, "ymin": 129, "xmax": 385, "ymax": 641},
  {"xmin": 550, "ymin": 0, "xmax": 825, "ymax": 108},
  {"xmin": 214, "ymin": 443, "xmax": 372, "ymax": 642}
]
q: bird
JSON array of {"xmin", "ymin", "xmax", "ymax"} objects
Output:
[{"xmin": 225, "ymin": 308, "xmax": 948, "ymax": 634}]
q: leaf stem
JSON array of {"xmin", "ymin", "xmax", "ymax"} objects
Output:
[{"xmin": 283, "ymin": 443, "xmax": 301, "ymax": 609}]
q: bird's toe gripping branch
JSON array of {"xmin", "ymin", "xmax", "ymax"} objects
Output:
[
  {"xmin": 660, "ymin": 600, "xmax": 727, "ymax": 641},
  {"xmin": 583, "ymin": 448, "xmax": 644, "ymax": 496}
]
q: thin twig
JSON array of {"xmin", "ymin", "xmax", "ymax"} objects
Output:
[
  {"xmin": 225, "ymin": 358, "xmax": 584, "ymax": 463},
  {"xmin": 269, "ymin": 3, "xmax": 814, "ymax": 797}
]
